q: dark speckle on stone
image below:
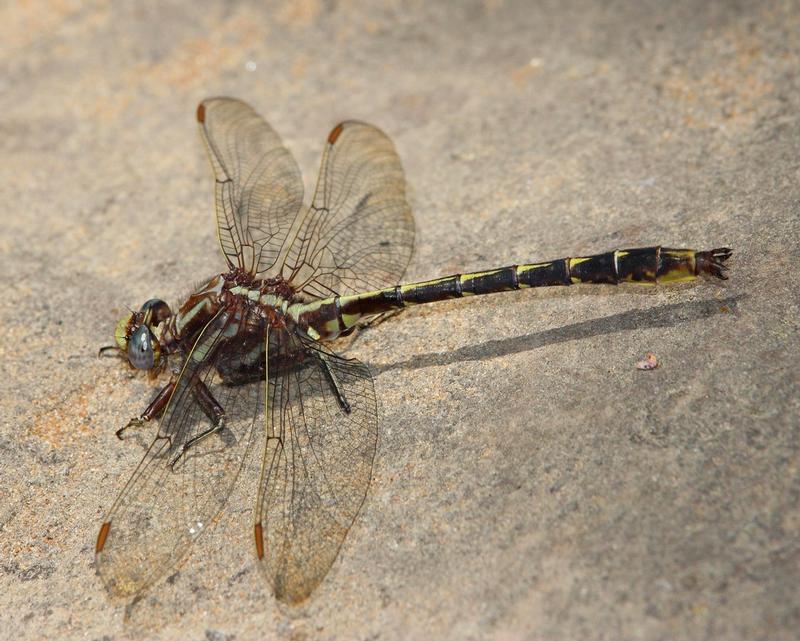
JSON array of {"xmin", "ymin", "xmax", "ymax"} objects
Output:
[{"xmin": 19, "ymin": 565, "xmax": 55, "ymax": 581}]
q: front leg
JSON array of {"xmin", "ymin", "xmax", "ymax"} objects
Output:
[{"xmin": 116, "ymin": 378, "xmax": 177, "ymax": 439}]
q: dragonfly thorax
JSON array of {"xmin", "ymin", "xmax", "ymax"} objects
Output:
[{"xmin": 111, "ymin": 271, "xmax": 306, "ymax": 375}]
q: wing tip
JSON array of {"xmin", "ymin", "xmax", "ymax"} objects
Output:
[
  {"xmin": 197, "ymin": 102, "xmax": 206, "ymax": 124},
  {"xmin": 328, "ymin": 122, "xmax": 344, "ymax": 145},
  {"xmin": 96, "ymin": 521, "xmax": 112, "ymax": 554},
  {"xmin": 254, "ymin": 522, "xmax": 265, "ymax": 559}
]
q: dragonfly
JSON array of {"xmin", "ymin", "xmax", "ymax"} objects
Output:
[{"xmin": 95, "ymin": 97, "xmax": 732, "ymax": 604}]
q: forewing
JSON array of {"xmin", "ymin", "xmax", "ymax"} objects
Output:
[
  {"xmin": 198, "ymin": 97, "xmax": 304, "ymax": 275},
  {"xmin": 255, "ymin": 331, "xmax": 378, "ymax": 603},
  {"xmin": 282, "ymin": 121, "xmax": 415, "ymax": 297},
  {"xmin": 95, "ymin": 310, "xmax": 266, "ymax": 596}
]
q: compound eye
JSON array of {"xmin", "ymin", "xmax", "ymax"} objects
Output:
[
  {"xmin": 140, "ymin": 299, "xmax": 171, "ymax": 325},
  {"xmin": 128, "ymin": 325, "xmax": 155, "ymax": 370}
]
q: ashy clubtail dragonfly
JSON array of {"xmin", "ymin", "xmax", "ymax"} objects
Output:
[{"xmin": 95, "ymin": 97, "xmax": 732, "ymax": 604}]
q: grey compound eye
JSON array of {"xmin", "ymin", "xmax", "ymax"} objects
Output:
[{"xmin": 128, "ymin": 325, "xmax": 155, "ymax": 370}]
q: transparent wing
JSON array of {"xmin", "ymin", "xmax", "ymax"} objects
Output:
[
  {"xmin": 281, "ymin": 121, "xmax": 415, "ymax": 298},
  {"xmin": 255, "ymin": 330, "xmax": 378, "ymax": 603},
  {"xmin": 198, "ymin": 97, "xmax": 304, "ymax": 275},
  {"xmin": 95, "ymin": 309, "xmax": 266, "ymax": 596}
]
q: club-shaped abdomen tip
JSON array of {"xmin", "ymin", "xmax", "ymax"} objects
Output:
[{"xmin": 697, "ymin": 247, "xmax": 733, "ymax": 280}]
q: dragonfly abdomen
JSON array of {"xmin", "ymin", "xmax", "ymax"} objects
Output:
[{"xmin": 296, "ymin": 246, "xmax": 731, "ymax": 340}]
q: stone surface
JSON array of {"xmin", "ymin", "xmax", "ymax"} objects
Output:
[{"xmin": 1, "ymin": 1, "xmax": 798, "ymax": 640}]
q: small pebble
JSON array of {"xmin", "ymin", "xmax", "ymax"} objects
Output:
[{"xmin": 636, "ymin": 352, "xmax": 659, "ymax": 370}]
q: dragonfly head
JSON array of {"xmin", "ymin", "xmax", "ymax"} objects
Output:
[{"xmin": 114, "ymin": 299, "xmax": 172, "ymax": 371}]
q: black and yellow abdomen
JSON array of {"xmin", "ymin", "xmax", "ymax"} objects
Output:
[{"xmin": 293, "ymin": 246, "xmax": 731, "ymax": 340}]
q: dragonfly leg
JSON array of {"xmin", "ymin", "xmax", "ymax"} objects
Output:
[
  {"xmin": 341, "ymin": 309, "xmax": 404, "ymax": 348},
  {"xmin": 168, "ymin": 418, "xmax": 226, "ymax": 470},
  {"xmin": 191, "ymin": 378, "xmax": 226, "ymax": 423},
  {"xmin": 116, "ymin": 378, "xmax": 176, "ymax": 439},
  {"xmin": 318, "ymin": 355, "xmax": 352, "ymax": 414},
  {"xmin": 169, "ymin": 380, "xmax": 226, "ymax": 470}
]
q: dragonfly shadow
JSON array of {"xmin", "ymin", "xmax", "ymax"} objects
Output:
[{"xmin": 371, "ymin": 294, "xmax": 744, "ymax": 374}]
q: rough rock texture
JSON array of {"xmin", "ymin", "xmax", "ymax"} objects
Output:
[{"xmin": 1, "ymin": 2, "xmax": 798, "ymax": 640}]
